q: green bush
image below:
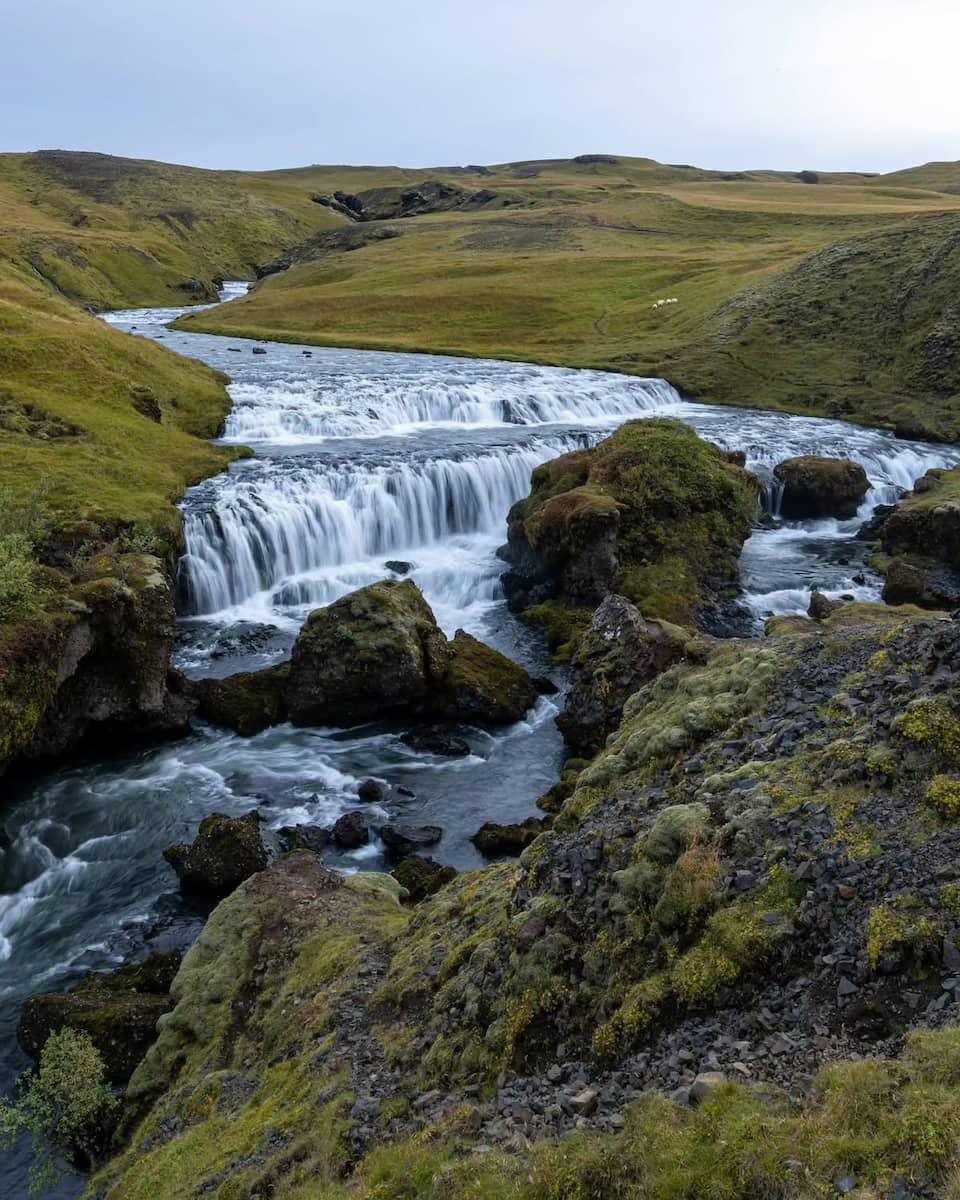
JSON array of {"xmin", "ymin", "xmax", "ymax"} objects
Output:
[
  {"xmin": 0, "ymin": 1028, "xmax": 118, "ymax": 1196},
  {"xmin": 0, "ymin": 531, "xmax": 39, "ymax": 621}
]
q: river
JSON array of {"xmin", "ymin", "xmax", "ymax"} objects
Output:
[{"xmin": 2, "ymin": 283, "xmax": 959, "ymax": 1197}]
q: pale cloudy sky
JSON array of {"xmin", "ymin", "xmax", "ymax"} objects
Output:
[{"xmin": 3, "ymin": 0, "xmax": 959, "ymax": 172}]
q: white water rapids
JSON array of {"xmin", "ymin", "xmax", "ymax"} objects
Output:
[{"xmin": 2, "ymin": 282, "xmax": 960, "ymax": 1198}]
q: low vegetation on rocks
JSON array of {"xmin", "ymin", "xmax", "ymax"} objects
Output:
[{"xmin": 501, "ymin": 418, "xmax": 758, "ymax": 633}]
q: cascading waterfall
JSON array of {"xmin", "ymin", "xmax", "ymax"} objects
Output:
[
  {"xmin": 221, "ymin": 366, "xmax": 683, "ymax": 443},
  {"xmin": 177, "ymin": 434, "xmax": 590, "ymax": 615}
]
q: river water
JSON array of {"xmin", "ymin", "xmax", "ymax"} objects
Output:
[{"xmin": 2, "ymin": 283, "xmax": 959, "ymax": 1196}]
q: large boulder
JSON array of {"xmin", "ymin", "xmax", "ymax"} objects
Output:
[
  {"xmin": 193, "ymin": 664, "xmax": 289, "ymax": 736},
  {"xmin": 209, "ymin": 580, "xmax": 539, "ymax": 733},
  {"xmin": 556, "ymin": 595, "xmax": 699, "ymax": 756},
  {"xmin": 391, "ymin": 855, "xmax": 458, "ymax": 901},
  {"xmin": 437, "ymin": 630, "xmax": 539, "ymax": 724},
  {"xmin": 285, "ymin": 579, "xmax": 450, "ymax": 726},
  {"xmin": 18, "ymin": 951, "xmax": 180, "ymax": 1083},
  {"xmin": 773, "ymin": 456, "xmax": 869, "ymax": 519},
  {"xmin": 379, "ymin": 823, "xmax": 443, "ymax": 858},
  {"xmin": 163, "ymin": 811, "xmax": 267, "ymax": 896},
  {"xmin": 471, "ymin": 817, "xmax": 549, "ymax": 857},
  {"xmin": 500, "ymin": 419, "xmax": 758, "ymax": 629}
]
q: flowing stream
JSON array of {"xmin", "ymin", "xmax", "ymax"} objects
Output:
[{"xmin": 2, "ymin": 282, "xmax": 960, "ymax": 1196}]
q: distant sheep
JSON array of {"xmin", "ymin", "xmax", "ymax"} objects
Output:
[{"xmin": 650, "ymin": 297, "xmax": 680, "ymax": 309}]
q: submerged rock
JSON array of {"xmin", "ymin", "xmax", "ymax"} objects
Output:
[
  {"xmin": 401, "ymin": 725, "xmax": 471, "ymax": 757},
  {"xmin": 501, "ymin": 419, "xmax": 758, "ymax": 629},
  {"xmin": 557, "ymin": 595, "xmax": 698, "ymax": 755},
  {"xmin": 773, "ymin": 456, "xmax": 869, "ymax": 519},
  {"xmin": 163, "ymin": 811, "xmax": 267, "ymax": 896},
  {"xmin": 18, "ymin": 950, "xmax": 181, "ymax": 1082}
]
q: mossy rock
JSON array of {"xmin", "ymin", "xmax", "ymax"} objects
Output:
[
  {"xmin": 193, "ymin": 663, "xmax": 289, "ymax": 735},
  {"xmin": 557, "ymin": 594, "xmax": 699, "ymax": 755},
  {"xmin": 17, "ymin": 951, "xmax": 181, "ymax": 1082},
  {"xmin": 773, "ymin": 456, "xmax": 869, "ymax": 518},
  {"xmin": 163, "ymin": 810, "xmax": 267, "ymax": 896},
  {"xmin": 286, "ymin": 578, "xmax": 450, "ymax": 726},
  {"xmin": 439, "ymin": 630, "xmax": 539, "ymax": 724},
  {"xmin": 391, "ymin": 854, "xmax": 458, "ymax": 901},
  {"xmin": 471, "ymin": 817, "xmax": 550, "ymax": 858},
  {"xmin": 502, "ymin": 419, "xmax": 758, "ymax": 628}
]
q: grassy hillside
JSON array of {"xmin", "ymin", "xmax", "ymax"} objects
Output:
[
  {"xmin": 0, "ymin": 150, "xmax": 344, "ymax": 309},
  {"xmin": 177, "ymin": 155, "xmax": 960, "ymax": 437}
]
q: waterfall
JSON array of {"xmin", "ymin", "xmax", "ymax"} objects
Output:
[
  {"xmin": 177, "ymin": 434, "xmax": 587, "ymax": 615},
  {"xmin": 221, "ymin": 367, "xmax": 684, "ymax": 443}
]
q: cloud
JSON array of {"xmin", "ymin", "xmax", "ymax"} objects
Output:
[{"xmin": 1, "ymin": 0, "xmax": 957, "ymax": 171}]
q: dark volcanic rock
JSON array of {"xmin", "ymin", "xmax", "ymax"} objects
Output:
[
  {"xmin": 557, "ymin": 595, "xmax": 697, "ymax": 755},
  {"xmin": 773, "ymin": 456, "xmax": 869, "ymax": 519},
  {"xmin": 471, "ymin": 817, "xmax": 549, "ymax": 857},
  {"xmin": 379, "ymin": 823, "xmax": 443, "ymax": 858},
  {"xmin": 401, "ymin": 725, "xmax": 471, "ymax": 756},
  {"xmin": 357, "ymin": 778, "xmax": 415, "ymax": 804},
  {"xmin": 278, "ymin": 824, "xmax": 331, "ymax": 854},
  {"xmin": 18, "ymin": 951, "xmax": 181, "ymax": 1082},
  {"xmin": 331, "ymin": 811, "xmax": 369, "ymax": 850},
  {"xmin": 163, "ymin": 811, "xmax": 267, "ymax": 896},
  {"xmin": 193, "ymin": 664, "xmax": 288, "ymax": 736}
]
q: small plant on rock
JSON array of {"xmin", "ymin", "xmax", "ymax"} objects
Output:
[
  {"xmin": 0, "ymin": 1028, "xmax": 118, "ymax": 1196},
  {"xmin": 926, "ymin": 775, "xmax": 960, "ymax": 819}
]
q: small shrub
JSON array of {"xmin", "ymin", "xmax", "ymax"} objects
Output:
[
  {"xmin": 0, "ymin": 532, "xmax": 38, "ymax": 621},
  {"xmin": 927, "ymin": 775, "xmax": 960, "ymax": 819},
  {"xmin": 0, "ymin": 1028, "xmax": 118, "ymax": 1196}
]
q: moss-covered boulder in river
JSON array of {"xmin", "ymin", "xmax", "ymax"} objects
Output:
[
  {"xmin": 773, "ymin": 455, "xmax": 869, "ymax": 518},
  {"xmin": 501, "ymin": 419, "xmax": 758, "ymax": 630},
  {"xmin": 163, "ymin": 811, "xmax": 267, "ymax": 896},
  {"xmin": 202, "ymin": 579, "xmax": 538, "ymax": 733}
]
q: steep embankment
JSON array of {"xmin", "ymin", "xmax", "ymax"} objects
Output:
[
  {"xmin": 89, "ymin": 604, "xmax": 960, "ymax": 1199},
  {"xmin": 0, "ymin": 150, "xmax": 344, "ymax": 308},
  {"xmin": 0, "ymin": 151, "xmax": 356, "ymax": 773},
  {"xmin": 176, "ymin": 155, "xmax": 960, "ymax": 438},
  {"xmin": 0, "ymin": 276, "xmax": 243, "ymax": 772}
]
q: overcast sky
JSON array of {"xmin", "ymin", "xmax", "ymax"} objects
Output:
[{"xmin": 3, "ymin": 0, "xmax": 958, "ymax": 173}]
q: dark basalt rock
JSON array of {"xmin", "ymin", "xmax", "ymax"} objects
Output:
[
  {"xmin": 808, "ymin": 591, "xmax": 842, "ymax": 621},
  {"xmin": 400, "ymin": 725, "xmax": 471, "ymax": 757},
  {"xmin": 331, "ymin": 811, "xmax": 369, "ymax": 850},
  {"xmin": 357, "ymin": 778, "xmax": 416, "ymax": 804},
  {"xmin": 384, "ymin": 560, "xmax": 414, "ymax": 576},
  {"xmin": 379, "ymin": 823, "xmax": 443, "ymax": 858},
  {"xmin": 193, "ymin": 664, "xmax": 288, "ymax": 736},
  {"xmin": 471, "ymin": 817, "xmax": 549, "ymax": 857},
  {"xmin": 881, "ymin": 558, "xmax": 960, "ymax": 610},
  {"xmin": 391, "ymin": 855, "xmax": 458, "ymax": 901},
  {"xmin": 557, "ymin": 595, "xmax": 697, "ymax": 756},
  {"xmin": 163, "ymin": 811, "xmax": 267, "ymax": 896},
  {"xmin": 18, "ymin": 950, "xmax": 181, "ymax": 1082},
  {"xmin": 773, "ymin": 456, "xmax": 869, "ymax": 519},
  {"xmin": 438, "ymin": 630, "xmax": 539, "ymax": 725},
  {"xmin": 278, "ymin": 824, "xmax": 331, "ymax": 854}
]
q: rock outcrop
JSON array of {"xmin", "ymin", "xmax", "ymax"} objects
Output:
[
  {"xmin": 772, "ymin": 455, "xmax": 869, "ymax": 519},
  {"xmin": 163, "ymin": 811, "xmax": 267, "ymax": 895},
  {"xmin": 557, "ymin": 595, "xmax": 700, "ymax": 755},
  {"xmin": 200, "ymin": 580, "xmax": 538, "ymax": 734},
  {"xmin": 860, "ymin": 467, "xmax": 960, "ymax": 610},
  {"xmin": 18, "ymin": 951, "xmax": 180, "ymax": 1083},
  {"xmin": 500, "ymin": 419, "xmax": 758, "ymax": 629},
  {"xmin": 1, "ymin": 553, "xmax": 196, "ymax": 775}
]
